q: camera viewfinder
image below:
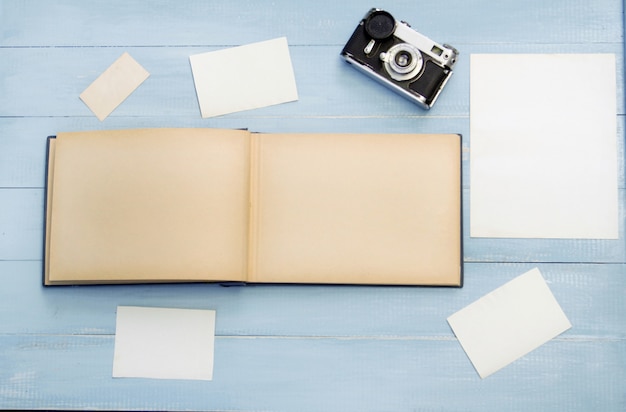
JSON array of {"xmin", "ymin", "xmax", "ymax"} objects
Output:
[{"xmin": 431, "ymin": 45, "xmax": 444, "ymax": 56}]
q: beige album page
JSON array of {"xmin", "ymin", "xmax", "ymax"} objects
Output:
[
  {"xmin": 249, "ymin": 133, "xmax": 462, "ymax": 285},
  {"xmin": 46, "ymin": 128, "xmax": 250, "ymax": 284}
]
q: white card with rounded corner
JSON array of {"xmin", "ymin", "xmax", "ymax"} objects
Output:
[
  {"xmin": 447, "ymin": 268, "xmax": 571, "ymax": 378},
  {"xmin": 113, "ymin": 306, "xmax": 216, "ymax": 381},
  {"xmin": 190, "ymin": 37, "xmax": 299, "ymax": 118}
]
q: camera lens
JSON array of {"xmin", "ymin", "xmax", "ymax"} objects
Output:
[
  {"xmin": 395, "ymin": 51, "xmax": 412, "ymax": 68},
  {"xmin": 364, "ymin": 10, "xmax": 396, "ymax": 40},
  {"xmin": 381, "ymin": 43, "xmax": 423, "ymax": 81}
]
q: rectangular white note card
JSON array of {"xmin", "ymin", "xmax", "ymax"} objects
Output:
[
  {"xmin": 80, "ymin": 52, "xmax": 150, "ymax": 121},
  {"xmin": 447, "ymin": 268, "xmax": 571, "ymax": 378},
  {"xmin": 189, "ymin": 37, "xmax": 299, "ymax": 118},
  {"xmin": 470, "ymin": 54, "xmax": 618, "ymax": 239},
  {"xmin": 113, "ymin": 306, "xmax": 216, "ymax": 381}
]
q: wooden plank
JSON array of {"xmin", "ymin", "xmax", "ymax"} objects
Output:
[
  {"xmin": 0, "ymin": 114, "xmax": 624, "ymax": 197},
  {"xmin": 0, "ymin": 117, "xmax": 473, "ymax": 189},
  {"xmin": 2, "ymin": 186, "xmax": 625, "ymax": 263},
  {"xmin": 0, "ymin": 44, "xmax": 623, "ymax": 118},
  {"xmin": 0, "ymin": 0, "xmax": 621, "ymax": 47},
  {"xmin": 1, "ymin": 261, "xmax": 624, "ymax": 338},
  {"xmin": 0, "ymin": 334, "xmax": 624, "ymax": 411},
  {"xmin": 0, "ymin": 45, "xmax": 466, "ymax": 117},
  {"xmin": 0, "ymin": 115, "xmax": 623, "ymax": 196}
]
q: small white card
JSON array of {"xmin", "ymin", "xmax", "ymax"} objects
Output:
[
  {"xmin": 189, "ymin": 37, "xmax": 299, "ymax": 118},
  {"xmin": 447, "ymin": 268, "xmax": 571, "ymax": 378},
  {"xmin": 113, "ymin": 306, "xmax": 216, "ymax": 381},
  {"xmin": 79, "ymin": 52, "xmax": 150, "ymax": 121}
]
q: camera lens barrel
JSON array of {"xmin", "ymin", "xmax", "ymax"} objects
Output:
[{"xmin": 381, "ymin": 43, "xmax": 423, "ymax": 81}]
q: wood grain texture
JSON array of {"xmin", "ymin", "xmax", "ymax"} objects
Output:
[
  {"xmin": 0, "ymin": 0, "xmax": 624, "ymax": 410},
  {"xmin": 0, "ymin": 261, "xmax": 624, "ymax": 338},
  {"xmin": 1, "ymin": 334, "xmax": 624, "ymax": 412}
]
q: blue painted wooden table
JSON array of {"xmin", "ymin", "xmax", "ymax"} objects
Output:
[{"xmin": 1, "ymin": 1, "xmax": 625, "ymax": 410}]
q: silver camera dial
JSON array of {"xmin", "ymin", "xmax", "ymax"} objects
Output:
[{"xmin": 380, "ymin": 43, "xmax": 423, "ymax": 81}]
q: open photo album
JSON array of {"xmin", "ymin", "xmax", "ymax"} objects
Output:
[{"xmin": 44, "ymin": 128, "xmax": 462, "ymax": 286}]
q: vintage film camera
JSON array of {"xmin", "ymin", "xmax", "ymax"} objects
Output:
[{"xmin": 340, "ymin": 9, "xmax": 458, "ymax": 109}]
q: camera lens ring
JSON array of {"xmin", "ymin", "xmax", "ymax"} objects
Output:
[
  {"xmin": 381, "ymin": 43, "xmax": 423, "ymax": 81},
  {"xmin": 364, "ymin": 10, "xmax": 396, "ymax": 40}
]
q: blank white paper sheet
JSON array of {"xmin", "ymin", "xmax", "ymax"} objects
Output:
[
  {"xmin": 189, "ymin": 37, "xmax": 299, "ymax": 118},
  {"xmin": 79, "ymin": 52, "xmax": 150, "ymax": 121},
  {"xmin": 447, "ymin": 268, "xmax": 571, "ymax": 378},
  {"xmin": 470, "ymin": 54, "xmax": 618, "ymax": 239},
  {"xmin": 113, "ymin": 306, "xmax": 216, "ymax": 381}
]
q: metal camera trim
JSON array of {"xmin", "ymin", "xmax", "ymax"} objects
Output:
[
  {"xmin": 393, "ymin": 21, "xmax": 458, "ymax": 69},
  {"xmin": 342, "ymin": 54, "xmax": 430, "ymax": 107}
]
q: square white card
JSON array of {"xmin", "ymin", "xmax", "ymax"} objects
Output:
[
  {"xmin": 189, "ymin": 37, "xmax": 298, "ymax": 118},
  {"xmin": 447, "ymin": 268, "xmax": 571, "ymax": 378},
  {"xmin": 113, "ymin": 306, "xmax": 216, "ymax": 381}
]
